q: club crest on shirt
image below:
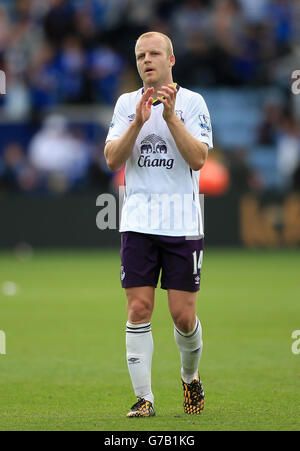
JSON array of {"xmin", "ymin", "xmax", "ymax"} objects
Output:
[
  {"xmin": 175, "ymin": 110, "xmax": 184, "ymax": 122},
  {"xmin": 128, "ymin": 114, "xmax": 136, "ymax": 122}
]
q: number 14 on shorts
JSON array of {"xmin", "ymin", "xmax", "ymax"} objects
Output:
[{"xmin": 193, "ymin": 250, "xmax": 203, "ymax": 275}]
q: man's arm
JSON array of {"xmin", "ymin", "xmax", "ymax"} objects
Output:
[
  {"xmin": 165, "ymin": 114, "xmax": 208, "ymax": 171},
  {"xmin": 104, "ymin": 121, "xmax": 143, "ymax": 171},
  {"xmin": 104, "ymin": 88, "xmax": 154, "ymax": 171},
  {"xmin": 158, "ymin": 84, "xmax": 209, "ymax": 171}
]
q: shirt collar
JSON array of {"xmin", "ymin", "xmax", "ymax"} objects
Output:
[{"xmin": 141, "ymin": 83, "xmax": 180, "ymax": 106}]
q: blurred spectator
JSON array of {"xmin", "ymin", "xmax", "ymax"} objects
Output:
[
  {"xmin": 29, "ymin": 42, "xmax": 60, "ymax": 109},
  {"xmin": 28, "ymin": 114, "xmax": 90, "ymax": 194},
  {"xmin": 0, "ymin": 6, "xmax": 11, "ymax": 54},
  {"xmin": 225, "ymin": 22, "xmax": 270, "ymax": 85},
  {"xmin": 43, "ymin": 0, "xmax": 76, "ymax": 47},
  {"xmin": 88, "ymin": 43, "xmax": 126, "ymax": 104},
  {"xmin": 126, "ymin": 0, "xmax": 157, "ymax": 29},
  {"xmin": 237, "ymin": 0, "xmax": 270, "ymax": 24},
  {"xmin": 227, "ymin": 148, "xmax": 264, "ymax": 192},
  {"xmin": 211, "ymin": 0, "xmax": 245, "ymax": 49},
  {"xmin": 171, "ymin": 0, "xmax": 211, "ymax": 55},
  {"xmin": 268, "ymin": 0, "xmax": 293, "ymax": 54},
  {"xmin": 276, "ymin": 115, "xmax": 300, "ymax": 191},
  {"xmin": 89, "ymin": 142, "xmax": 115, "ymax": 191},
  {"xmin": 74, "ymin": 4, "xmax": 98, "ymax": 50},
  {"xmin": 7, "ymin": 0, "xmax": 43, "ymax": 78},
  {"xmin": 174, "ymin": 31, "xmax": 235, "ymax": 86},
  {"xmin": 2, "ymin": 73, "xmax": 31, "ymax": 119},
  {"xmin": 0, "ymin": 142, "xmax": 38, "ymax": 193},
  {"xmin": 257, "ymin": 101, "xmax": 283, "ymax": 145},
  {"xmin": 58, "ymin": 35, "xmax": 86, "ymax": 103}
]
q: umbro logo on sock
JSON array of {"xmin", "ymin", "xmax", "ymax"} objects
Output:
[{"xmin": 128, "ymin": 357, "xmax": 141, "ymax": 365}]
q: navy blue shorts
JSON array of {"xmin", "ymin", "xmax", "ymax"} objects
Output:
[{"xmin": 120, "ymin": 231, "xmax": 204, "ymax": 292}]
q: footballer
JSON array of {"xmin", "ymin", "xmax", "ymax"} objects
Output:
[{"xmin": 104, "ymin": 32, "xmax": 213, "ymax": 417}]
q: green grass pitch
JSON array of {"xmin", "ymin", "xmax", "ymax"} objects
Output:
[{"xmin": 0, "ymin": 248, "xmax": 299, "ymax": 431}]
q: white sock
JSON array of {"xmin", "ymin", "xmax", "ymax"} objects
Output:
[
  {"xmin": 174, "ymin": 317, "xmax": 203, "ymax": 383},
  {"xmin": 126, "ymin": 322, "xmax": 154, "ymax": 404}
]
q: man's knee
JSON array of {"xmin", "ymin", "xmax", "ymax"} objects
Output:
[
  {"xmin": 127, "ymin": 293, "xmax": 154, "ymax": 324},
  {"xmin": 168, "ymin": 290, "xmax": 198, "ymax": 334},
  {"xmin": 173, "ymin": 312, "xmax": 196, "ymax": 335}
]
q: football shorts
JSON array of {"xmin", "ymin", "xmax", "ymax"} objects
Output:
[{"xmin": 120, "ymin": 231, "xmax": 204, "ymax": 292}]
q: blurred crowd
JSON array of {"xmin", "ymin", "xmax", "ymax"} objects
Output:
[
  {"xmin": 0, "ymin": 114, "xmax": 111, "ymax": 194},
  {"xmin": 0, "ymin": 0, "xmax": 299, "ymax": 195}
]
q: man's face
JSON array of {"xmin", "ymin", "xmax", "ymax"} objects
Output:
[{"xmin": 135, "ymin": 36, "xmax": 174, "ymax": 86}]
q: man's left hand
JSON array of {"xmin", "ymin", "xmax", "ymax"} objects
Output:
[{"xmin": 157, "ymin": 84, "xmax": 177, "ymax": 122}]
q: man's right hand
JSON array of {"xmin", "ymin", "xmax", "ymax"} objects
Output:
[
  {"xmin": 104, "ymin": 88, "xmax": 154, "ymax": 171},
  {"xmin": 134, "ymin": 87, "xmax": 154, "ymax": 126}
]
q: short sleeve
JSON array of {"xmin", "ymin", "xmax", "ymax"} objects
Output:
[
  {"xmin": 184, "ymin": 93, "xmax": 213, "ymax": 149},
  {"xmin": 105, "ymin": 94, "xmax": 129, "ymax": 143}
]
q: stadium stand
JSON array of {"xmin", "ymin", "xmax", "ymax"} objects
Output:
[{"xmin": 0, "ymin": 0, "xmax": 299, "ymax": 195}]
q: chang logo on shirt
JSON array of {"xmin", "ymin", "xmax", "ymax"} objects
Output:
[{"xmin": 138, "ymin": 134, "xmax": 174, "ymax": 169}]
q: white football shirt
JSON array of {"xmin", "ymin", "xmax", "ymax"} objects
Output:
[{"xmin": 106, "ymin": 84, "xmax": 213, "ymax": 237}]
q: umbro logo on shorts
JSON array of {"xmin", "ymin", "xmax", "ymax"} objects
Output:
[{"xmin": 120, "ymin": 266, "xmax": 126, "ymax": 281}]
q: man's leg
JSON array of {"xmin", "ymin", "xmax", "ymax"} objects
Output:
[
  {"xmin": 168, "ymin": 289, "xmax": 203, "ymax": 382},
  {"xmin": 168, "ymin": 289, "xmax": 205, "ymax": 415},
  {"xmin": 125, "ymin": 286, "xmax": 155, "ymax": 416},
  {"xmin": 120, "ymin": 232, "xmax": 161, "ymax": 416}
]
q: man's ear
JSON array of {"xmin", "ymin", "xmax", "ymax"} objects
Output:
[{"xmin": 169, "ymin": 54, "xmax": 175, "ymax": 68}]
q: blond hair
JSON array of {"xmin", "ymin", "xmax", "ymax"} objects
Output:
[{"xmin": 135, "ymin": 32, "xmax": 174, "ymax": 57}]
